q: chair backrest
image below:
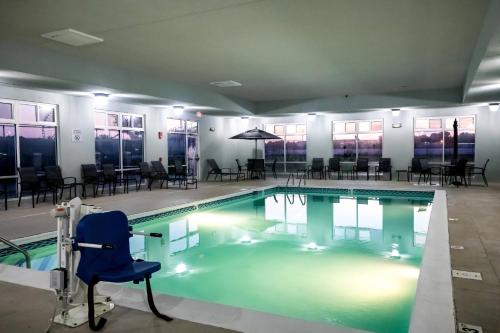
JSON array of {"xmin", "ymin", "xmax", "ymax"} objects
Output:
[
  {"xmin": 174, "ymin": 159, "xmax": 184, "ymax": 174},
  {"xmin": 81, "ymin": 164, "xmax": 98, "ymax": 180},
  {"xmin": 418, "ymin": 159, "xmax": 429, "ymax": 171},
  {"xmin": 311, "ymin": 158, "xmax": 324, "ymax": 171},
  {"xmin": 411, "ymin": 158, "xmax": 421, "ymax": 172},
  {"xmin": 44, "ymin": 165, "xmax": 63, "ymax": 186},
  {"xmin": 76, "ymin": 211, "xmax": 133, "ymax": 284},
  {"xmin": 483, "ymin": 158, "xmax": 490, "ymax": 170},
  {"xmin": 151, "ymin": 161, "xmax": 167, "ymax": 174},
  {"xmin": 18, "ymin": 167, "xmax": 38, "ymax": 185},
  {"xmin": 235, "ymin": 159, "xmax": 242, "ymax": 172},
  {"xmin": 328, "ymin": 157, "xmax": 340, "ymax": 171},
  {"xmin": 207, "ymin": 159, "xmax": 221, "ymax": 172},
  {"xmin": 456, "ymin": 158, "xmax": 468, "ymax": 174},
  {"xmin": 356, "ymin": 158, "xmax": 369, "ymax": 171},
  {"xmin": 379, "ymin": 158, "xmax": 391, "ymax": 172},
  {"xmin": 253, "ymin": 159, "xmax": 265, "ymax": 171},
  {"xmin": 102, "ymin": 164, "xmax": 116, "ymax": 178},
  {"xmin": 247, "ymin": 159, "xmax": 255, "ymax": 171},
  {"xmin": 139, "ymin": 162, "xmax": 151, "ymax": 176}
]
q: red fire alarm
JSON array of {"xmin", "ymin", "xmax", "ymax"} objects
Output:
[{"xmin": 158, "ymin": 131, "xmax": 163, "ymax": 139}]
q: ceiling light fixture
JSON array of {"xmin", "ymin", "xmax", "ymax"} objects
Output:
[
  {"xmin": 93, "ymin": 93, "xmax": 109, "ymax": 108},
  {"xmin": 391, "ymin": 108, "xmax": 401, "ymax": 117},
  {"xmin": 241, "ymin": 116, "xmax": 249, "ymax": 119},
  {"xmin": 41, "ymin": 28, "xmax": 104, "ymax": 46},
  {"xmin": 308, "ymin": 112, "xmax": 316, "ymax": 118},
  {"xmin": 172, "ymin": 105, "xmax": 184, "ymax": 115},
  {"xmin": 196, "ymin": 111, "xmax": 203, "ymax": 118},
  {"xmin": 209, "ymin": 80, "xmax": 242, "ymax": 88},
  {"xmin": 488, "ymin": 102, "xmax": 499, "ymax": 112}
]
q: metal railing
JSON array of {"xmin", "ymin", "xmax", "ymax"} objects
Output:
[{"xmin": 0, "ymin": 236, "xmax": 31, "ymax": 268}]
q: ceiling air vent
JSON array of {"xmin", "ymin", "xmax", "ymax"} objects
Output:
[
  {"xmin": 209, "ymin": 80, "xmax": 242, "ymax": 88},
  {"xmin": 41, "ymin": 29, "xmax": 103, "ymax": 46}
]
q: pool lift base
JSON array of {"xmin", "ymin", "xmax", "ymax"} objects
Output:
[
  {"xmin": 53, "ymin": 298, "xmax": 115, "ymax": 328},
  {"xmin": 49, "ymin": 198, "xmax": 113, "ymax": 329}
]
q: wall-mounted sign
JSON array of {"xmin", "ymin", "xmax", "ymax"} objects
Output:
[
  {"xmin": 71, "ymin": 129, "xmax": 82, "ymax": 143},
  {"xmin": 392, "ymin": 123, "xmax": 402, "ymax": 128}
]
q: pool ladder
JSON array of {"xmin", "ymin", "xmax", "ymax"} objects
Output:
[
  {"xmin": 0, "ymin": 235, "xmax": 31, "ymax": 269},
  {"xmin": 286, "ymin": 172, "xmax": 306, "ymax": 188}
]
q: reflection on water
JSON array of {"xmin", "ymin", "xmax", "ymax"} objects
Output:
[{"xmin": 2, "ymin": 192, "xmax": 433, "ymax": 333}]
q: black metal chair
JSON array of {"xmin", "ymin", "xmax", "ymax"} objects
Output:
[
  {"xmin": 248, "ymin": 159, "xmax": 266, "ymax": 179},
  {"xmin": 171, "ymin": 159, "xmax": 188, "ymax": 188},
  {"xmin": 44, "ymin": 165, "xmax": 78, "ymax": 203},
  {"xmin": 408, "ymin": 158, "xmax": 422, "ymax": 182},
  {"xmin": 265, "ymin": 159, "xmax": 277, "ymax": 179},
  {"xmin": 235, "ymin": 159, "xmax": 247, "ymax": 180},
  {"xmin": 17, "ymin": 167, "xmax": 41, "ymax": 208},
  {"xmin": 138, "ymin": 162, "xmax": 155, "ymax": 190},
  {"xmin": 417, "ymin": 159, "xmax": 441, "ymax": 185},
  {"xmin": 468, "ymin": 159, "xmax": 489, "ymax": 187},
  {"xmin": 0, "ymin": 180, "xmax": 7, "ymax": 210},
  {"xmin": 445, "ymin": 158, "xmax": 468, "ymax": 187},
  {"xmin": 375, "ymin": 158, "xmax": 392, "ymax": 181},
  {"xmin": 327, "ymin": 157, "xmax": 342, "ymax": 180},
  {"xmin": 102, "ymin": 164, "xmax": 123, "ymax": 195},
  {"xmin": 308, "ymin": 158, "xmax": 325, "ymax": 179},
  {"xmin": 353, "ymin": 158, "xmax": 369, "ymax": 180},
  {"xmin": 81, "ymin": 164, "xmax": 103, "ymax": 198},
  {"xmin": 150, "ymin": 161, "xmax": 170, "ymax": 188},
  {"xmin": 206, "ymin": 159, "xmax": 233, "ymax": 181}
]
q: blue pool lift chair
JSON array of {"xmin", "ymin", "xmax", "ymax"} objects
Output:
[{"xmin": 75, "ymin": 210, "xmax": 172, "ymax": 331}]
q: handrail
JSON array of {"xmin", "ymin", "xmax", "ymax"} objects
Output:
[
  {"xmin": 0, "ymin": 236, "xmax": 31, "ymax": 268},
  {"xmin": 286, "ymin": 173, "xmax": 295, "ymax": 187}
]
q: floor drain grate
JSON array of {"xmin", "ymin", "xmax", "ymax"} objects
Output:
[
  {"xmin": 458, "ymin": 322, "xmax": 483, "ymax": 333},
  {"xmin": 452, "ymin": 270, "xmax": 482, "ymax": 280},
  {"xmin": 450, "ymin": 245, "xmax": 464, "ymax": 250}
]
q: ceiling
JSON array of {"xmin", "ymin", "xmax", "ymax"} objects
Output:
[{"xmin": 0, "ymin": 0, "xmax": 490, "ymax": 105}]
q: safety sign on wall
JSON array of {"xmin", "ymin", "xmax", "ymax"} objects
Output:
[{"xmin": 72, "ymin": 129, "xmax": 82, "ymax": 143}]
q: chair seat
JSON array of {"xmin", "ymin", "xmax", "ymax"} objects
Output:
[{"xmin": 95, "ymin": 260, "xmax": 161, "ymax": 283}]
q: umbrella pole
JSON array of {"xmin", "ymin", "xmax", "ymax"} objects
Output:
[{"xmin": 255, "ymin": 140, "xmax": 257, "ymax": 159}]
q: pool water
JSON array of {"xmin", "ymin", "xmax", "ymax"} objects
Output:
[{"xmin": 0, "ymin": 190, "xmax": 433, "ymax": 333}]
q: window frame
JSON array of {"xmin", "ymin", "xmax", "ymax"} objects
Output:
[
  {"xmin": 94, "ymin": 110, "xmax": 145, "ymax": 171},
  {"xmin": 166, "ymin": 118, "xmax": 199, "ymax": 179},
  {"xmin": 332, "ymin": 119, "xmax": 384, "ymax": 161},
  {"xmin": 413, "ymin": 115, "xmax": 476, "ymax": 162},
  {"xmin": 263, "ymin": 122, "xmax": 307, "ymax": 174}
]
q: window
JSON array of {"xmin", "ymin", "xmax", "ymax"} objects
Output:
[
  {"xmin": 333, "ymin": 197, "xmax": 383, "ymax": 241},
  {"xmin": 332, "ymin": 120, "xmax": 383, "ymax": 161},
  {"xmin": 169, "ymin": 218, "xmax": 199, "ymax": 255},
  {"xmin": 0, "ymin": 99, "xmax": 58, "ymax": 197},
  {"xmin": 94, "ymin": 111, "xmax": 144, "ymax": 170},
  {"xmin": 414, "ymin": 116, "xmax": 475, "ymax": 162},
  {"xmin": 167, "ymin": 119, "xmax": 199, "ymax": 178},
  {"xmin": 264, "ymin": 194, "xmax": 307, "ymax": 236},
  {"xmin": 264, "ymin": 123, "xmax": 306, "ymax": 173}
]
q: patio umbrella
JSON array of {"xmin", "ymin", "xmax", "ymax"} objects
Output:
[
  {"xmin": 229, "ymin": 127, "xmax": 281, "ymax": 158},
  {"xmin": 453, "ymin": 118, "xmax": 458, "ymax": 164}
]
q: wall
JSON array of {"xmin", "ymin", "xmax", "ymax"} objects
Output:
[{"xmin": 1, "ymin": 84, "xmax": 499, "ymax": 183}]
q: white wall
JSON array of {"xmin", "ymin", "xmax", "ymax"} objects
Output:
[{"xmin": 1, "ymin": 84, "xmax": 499, "ymax": 183}]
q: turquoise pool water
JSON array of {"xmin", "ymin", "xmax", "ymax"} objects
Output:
[{"xmin": 0, "ymin": 189, "xmax": 433, "ymax": 333}]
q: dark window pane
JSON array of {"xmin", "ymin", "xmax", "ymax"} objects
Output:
[
  {"xmin": 333, "ymin": 134, "xmax": 356, "ymax": 161},
  {"xmin": 414, "ymin": 131, "xmax": 442, "ymax": 162},
  {"xmin": 0, "ymin": 103, "xmax": 13, "ymax": 119},
  {"xmin": 132, "ymin": 116, "xmax": 143, "ymax": 128},
  {"xmin": 38, "ymin": 106, "xmax": 55, "ymax": 122},
  {"xmin": 95, "ymin": 129, "xmax": 120, "ymax": 169},
  {"xmin": 19, "ymin": 104, "xmax": 37, "ymax": 122},
  {"xmin": 0, "ymin": 178, "xmax": 17, "ymax": 198},
  {"xmin": 0, "ymin": 125, "xmax": 16, "ymax": 176},
  {"xmin": 168, "ymin": 133, "xmax": 186, "ymax": 165},
  {"xmin": 122, "ymin": 115, "xmax": 132, "ymax": 127},
  {"xmin": 19, "ymin": 126, "xmax": 57, "ymax": 171},
  {"xmin": 265, "ymin": 139, "xmax": 284, "ymax": 162},
  {"xmin": 285, "ymin": 135, "xmax": 306, "ymax": 162},
  {"xmin": 122, "ymin": 130, "xmax": 144, "ymax": 168},
  {"xmin": 358, "ymin": 133, "xmax": 383, "ymax": 161},
  {"xmin": 444, "ymin": 130, "xmax": 475, "ymax": 162}
]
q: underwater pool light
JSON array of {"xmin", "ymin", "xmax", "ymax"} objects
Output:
[
  {"xmin": 240, "ymin": 235, "xmax": 252, "ymax": 243},
  {"xmin": 175, "ymin": 263, "xmax": 188, "ymax": 274},
  {"xmin": 390, "ymin": 243, "xmax": 401, "ymax": 259},
  {"xmin": 307, "ymin": 242, "xmax": 318, "ymax": 250}
]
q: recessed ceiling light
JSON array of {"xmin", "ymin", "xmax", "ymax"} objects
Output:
[
  {"xmin": 488, "ymin": 102, "xmax": 499, "ymax": 112},
  {"xmin": 308, "ymin": 112, "xmax": 316, "ymax": 118},
  {"xmin": 172, "ymin": 105, "xmax": 184, "ymax": 115},
  {"xmin": 391, "ymin": 108, "xmax": 401, "ymax": 117},
  {"xmin": 93, "ymin": 93, "xmax": 109, "ymax": 108},
  {"xmin": 241, "ymin": 116, "xmax": 249, "ymax": 119},
  {"xmin": 209, "ymin": 80, "xmax": 242, "ymax": 88},
  {"xmin": 41, "ymin": 28, "xmax": 103, "ymax": 46}
]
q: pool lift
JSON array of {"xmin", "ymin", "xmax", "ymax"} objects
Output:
[{"xmin": 48, "ymin": 197, "xmax": 114, "ymax": 329}]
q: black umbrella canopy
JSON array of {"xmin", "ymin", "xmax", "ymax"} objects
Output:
[
  {"xmin": 230, "ymin": 128, "xmax": 281, "ymax": 158},
  {"xmin": 229, "ymin": 128, "xmax": 281, "ymax": 140}
]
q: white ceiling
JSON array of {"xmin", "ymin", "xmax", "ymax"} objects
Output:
[{"xmin": 0, "ymin": 0, "xmax": 489, "ymax": 103}]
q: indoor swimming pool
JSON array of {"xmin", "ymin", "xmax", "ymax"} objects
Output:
[{"xmin": 0, "ymin": 188, "xmax": 435, "ymax": 333}]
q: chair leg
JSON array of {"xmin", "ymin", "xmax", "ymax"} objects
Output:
[
  {"xmin": 482, "ymin": 173, "xmax": 488, "ymax": 187},
  {"xmin": 87, "ymin": 276, "xmax": 107, "ymax": 331},
  {"xmin": 145, "ymin": 275, "xmax": 173, "ymax": 322},
  {"xmin": 18, "ymin": 188, "xmax": 23, "ymax": 206}
]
